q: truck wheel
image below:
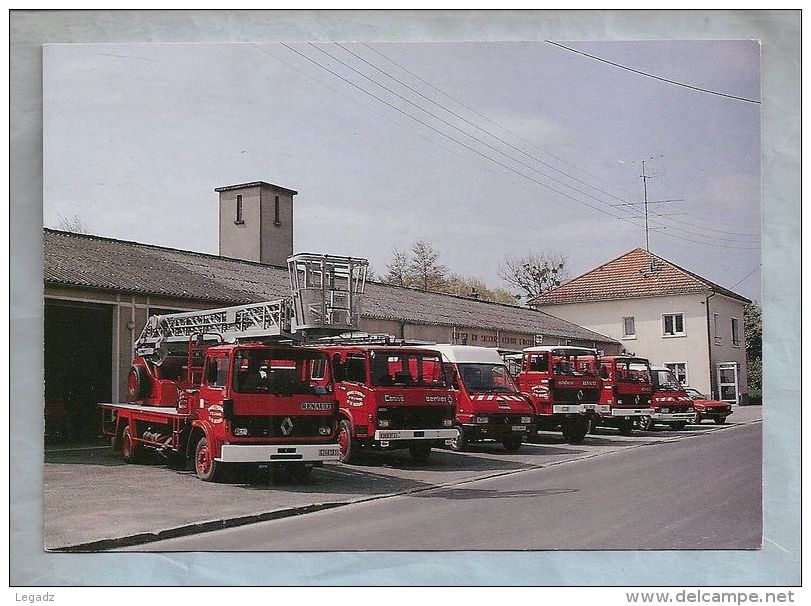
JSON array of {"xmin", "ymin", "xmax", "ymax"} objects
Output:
[
  {"xmin": 409, "ymin": 442, "xmax": 431, "ymax": 463},
  {"xmin": 617, "ymin": 418, "xmax": 634, "ymax": 436},
  {"xmin": 194, "ymin": 436, "xmax": 227, "ymax": 482},
  {"xmin": 587, "ymin": 416, "xmax": 598, "ymax": 434},
  {"xmin": 502, "ymin": 433, "xmax": 522, "ymax": 452},
  {"xmin": 449, "ymin": 426, "xmax": 467, "ymax": 452},
  {"xmin": 693, "ymin": 417, "xmax": 702, "ymax": 425},
  {"xmin": 121, "ymin": 426, "xmax": 142, "ymax": 464},
  {"xmin": 563, "ymin": 418, "xmax": 589, "ymax": 444},
  {"xmin": 669, "ymin": 422, "xmax": 687, "ymax": 431},
  {"xmin": 714, "ymin": 417, "xmax": 727, "ymax": 425},
  {"xmin": 127, "ymin": 365, "xmax": 150, "ymax": 400},
  {"xmin": 637, "ymin": 416, "xmax": 655, "ymax": 431},
  {"xmin": 338, "ymin": 420, "xmax": 359, "ymax": 464}
]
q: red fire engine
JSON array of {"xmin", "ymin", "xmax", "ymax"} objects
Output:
[
  {"xmin": 322, "ymin": 338, "xmax": 457, "ymax": 463},
  {"xmin": 637, "ymin": 366, "xmax": 697, "ymax": 431},
  {"xmin": 99, "ymin": 253, "xmax": 368, "ymax": 482},
  {"xmin": 592, "ymin": 356, "xmax": 655, "ymax": 435},
  {"xmin": 429, "ymin": 345, "xmax": 535, "ymax": 452},
  {"xmin": 509, "ymin": 346, "xmax": 601, "ymax": 444}
]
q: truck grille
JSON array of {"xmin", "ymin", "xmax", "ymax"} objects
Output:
[
  {"xmin": 231, "ymin": 415, "xmax": 331, "ymax": 438},
  {"xmin": 377, "ymin": 406, "xmax": 454, "ymax": 429},
  {"xmin": 553, "ymin": 388, "xmax": 600, "ymax": 404}
]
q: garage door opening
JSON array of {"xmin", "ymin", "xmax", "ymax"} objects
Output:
[{"xmin": 45, "ymin": 301, "xmax": 113, "ymax": 444}]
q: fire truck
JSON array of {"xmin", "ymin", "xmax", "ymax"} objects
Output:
[
  {"xmin": 636, "ymin": 366, "xmax": 697, "ymax": 431},
  {"xmin": 591, "ymin": 356, "xmax": 655, "ymax": 435},
  {"xmin": 99, "ymin": 253, "xmax": 368, "ymax": 482},
  {"xmin": 428, "ymin": 345, "xmax": 535, "ymax": 452},
  {"xmin": 509, "ymin": 346, "xmax": 601, "ymax": 444},
  {"xmin": 322, "ymin": 337, "xmax": 457, "ymax": 464}
]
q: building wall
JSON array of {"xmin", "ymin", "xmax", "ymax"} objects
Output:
[
  {"xmin": 218, "ymin": 185, "xmax": 263, "ymax": 262},
  {"xmin": 707, "ymin": 294, "xmax": 749, "ymax": 399},
  {"xmin": 259, "ymin": 186, "xmax": 294, "ymax": 267},
  {"xmin": 534, "ymin": 294, "xmax": 714, "ymax": 395}
]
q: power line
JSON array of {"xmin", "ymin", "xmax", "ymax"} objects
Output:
[
  {"xmin": 274, "ymin": 44, "xmax": 760, "ymax": 252},
  {"xmin": 361, "ymin": 43, "xmax": 761, "ymax": 244},
  {"xmin": 731, "ymin": 263, "xmax": 762, "ymax": 288},
  {"xmin": 546, "ymin": 41, "xmax": 761, "ymax": 105}
]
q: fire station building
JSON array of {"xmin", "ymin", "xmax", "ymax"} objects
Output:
[{"xmin": 43, "ymin": 180, "xmax": 619, "ymax": 442}]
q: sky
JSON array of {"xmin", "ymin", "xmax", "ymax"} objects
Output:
[{"xmin": 43, "ymin": 40, "xmax": 761, "ymax": 302}]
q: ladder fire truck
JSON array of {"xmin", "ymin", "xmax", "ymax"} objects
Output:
[
  {"xmin": 508, "ymin": 346, "xmax": 602, "ymax": 444},
  {"xmin": 99, "ymin": 253, "xmax": 368, "ymax": 482},
  {"xmin": 321, "ymin": 335, "xmax": 458, "ymax": 464}
]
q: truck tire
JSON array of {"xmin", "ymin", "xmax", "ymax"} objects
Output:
[
  {"xmin": 449, "ymin": 425, "xmax": 467, "ymax": 452},
  {"xmin": 669, "ymin": 421, "xmax": 687, "ymax": 431},
  {"xmin": 338, "ymin": 419, "xmax": 360, "ymax": 464},
  {"xmin": 617, "ymin": 418, "xmax": 634, "ymax": 436},
  {"xmin": 121, "ymin": 426, "xmax": 143, "ymax": 464},
  {"xmin": 409, "ymin": 442, "xmax": 432, "ymax": 463},
  {"xmin": 194, "ymin": 436, "xmax": 228, "ymax": 482},
  {"xmin": 127, "ymin": 365, "xmax": 150, "ymax": 400},
  {"xmin": 637, "ymin": 416, "xmax": 655, "ymax": 431},
  {"xmin": 714, "ymin": 417, "xmax": 727, "ymax": 425},
  {"xmin": 563, "ymin": 417, "xmax": 589, "ymax": 444},
  {"xmin": 502, "ymin": 433, "xmax": 522, "ymax": 452}
]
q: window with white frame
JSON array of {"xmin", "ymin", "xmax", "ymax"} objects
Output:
[
  {"xmin": 731, "ymin": 317, "xmax": 741, "ymax": 347},
  {"xmin": 665, "ymin": 362, "xmax": 688, "ymax": 386},
  {"xmin": 622, "ymin": 316, "xmax": 636, "ymax": 339},
  {"xmin": 662, "ymin": 313, "xmax": 685, "ymax": 337}
]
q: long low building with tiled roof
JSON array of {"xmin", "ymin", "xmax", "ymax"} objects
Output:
[{"xmin": 44, "ymin": 227, "xmax": 620, "ymax": 425}]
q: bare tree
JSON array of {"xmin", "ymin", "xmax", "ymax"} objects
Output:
[
  {"xmin": 384, "ymin": 248, "xmax": 411, "ymax": 287},
  {"xmin": 499, "ymin": 251, "xmax": 569, "ymax": 299},
  {"xmin": 56, "ymin": 214, "xmax": 90, "ymax": 234},
  {"xmin": 408, "ymin": 239, "xmax": 447, "ymax": 292}
]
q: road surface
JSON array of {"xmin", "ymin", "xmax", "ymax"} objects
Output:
[{"xmin": 132, "ymin": 420, "xmax": 761, "ymax": 551}]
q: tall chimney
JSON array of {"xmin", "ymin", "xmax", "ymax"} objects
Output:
[{"xmin": 215, "ymin": 181, "xmax": 297, "ymax": 266}]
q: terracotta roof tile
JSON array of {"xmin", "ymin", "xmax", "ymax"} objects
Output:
[{"xmin": 529, "ymin": 248, "xmax": 750, "ymax": 306}]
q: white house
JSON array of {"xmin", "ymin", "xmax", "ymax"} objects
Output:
[{"xmin": 528, "ymin": 248, "xmax": 751, "ymax": 404}]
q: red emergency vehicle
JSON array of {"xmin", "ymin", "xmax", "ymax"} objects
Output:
[
  {"xmin": 428, "ymin": 345, "xmax": 535, "ymax": 452},
  {"xmin": 592, "ymin": 356, "xmax": 655, "ymax": 435},
  {"xmin": 324, "ymin": 342, "xmax": 457, "ymax": 463},
  {"xmin": 636, "ymin": 366, "xmax": 697, "ymax": 431},
  {"xmin": 512, "ymin": 346, "xmax": 601, "ymax": 444},
  {"xmin": 99, "ymin": 253, "xmax": 368, "ymax": 482},
  {"xmin": 684, "ymin": 388, "xmax": 734, "ymax": 425}
]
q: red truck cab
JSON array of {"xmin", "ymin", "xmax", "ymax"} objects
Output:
[
  {"xmin": 427, "ymin": 345, "xmax": 535, "ymax": 452},
  {"xmin": 594, "ymin": 356, "xmax": 655, "ymax": 435},
  {"xmin": 104, "ymin": 341, "xmax": 340, "ymax": 481},
  {"xmin": 637, "ymin": 366, "xmax": 697, "ymax": 431},
  {"xmin": 513, "ymin": 346, "xmax": 601, "ymax": 444},
  {"xmin": 325, "ymin": 345, "xmax": 457, "ymax": 463}
]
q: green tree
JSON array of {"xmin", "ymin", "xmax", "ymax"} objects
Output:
[
  {"xmin": 408, "ymin": 239, "xmax": 447, "ymax": 292},
  {"xmin": 744, "ymin": 302, "xmax": 762, "ymax": 390}
]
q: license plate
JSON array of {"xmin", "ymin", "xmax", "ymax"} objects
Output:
[{"xmin": 511, "ymin": 425, "xmax": 527, "ymax": 431}]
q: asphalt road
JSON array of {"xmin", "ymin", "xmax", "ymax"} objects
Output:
[{"xmin": 134, "ymin": 420, "xmax": 761, "ymax": 551}]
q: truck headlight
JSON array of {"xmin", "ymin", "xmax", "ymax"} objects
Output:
[
  {"xmin": 660, "ymin": 408, "xmax": 670, "ymax": 414},
  {"xmin": 443, "ymin": 418, "xmax": 454, "ymax": 427},
  {"xmin": 377, "ymin": 419, "xmax": 390, "ymax": 428},
  {"xmin": 686, "ymin": 407, "xmax": 694, "ymax": 413},
  {"xmin": 521, "ymin": 416, "xmax": 532, "ymax": 424},
  {"xmin": 475, "ymin": 416, "xmax": 489, "ymax": 424},
  {"xmin": 233, "ymin": 427, "xmax": 248, "ymax": 436},
  {"xmin": 318, "ymin": 426, "xmax": 332, "ymax": 435}
]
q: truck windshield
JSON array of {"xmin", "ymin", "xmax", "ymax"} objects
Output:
[
  {"xmin": 552, "ymin": 355, "xmax": 598, "ymax": 377},
  {"xmin": 232, "ymin": 349, "xmax": 329, "ymax": 394},
  {"xmin": 457, "ymin": 363, "xmax": 519, "ymax": 394},
  {"xmin": 369, "ymin": 351, "xmax": 447, "ymax": 388},
  {"xmin": 652, "ymin": 369, "xmax": 683, "ymax": 391},
  {"xmin": 614, "ymin": 360, "xmax": 651, "ymax": 383}
]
